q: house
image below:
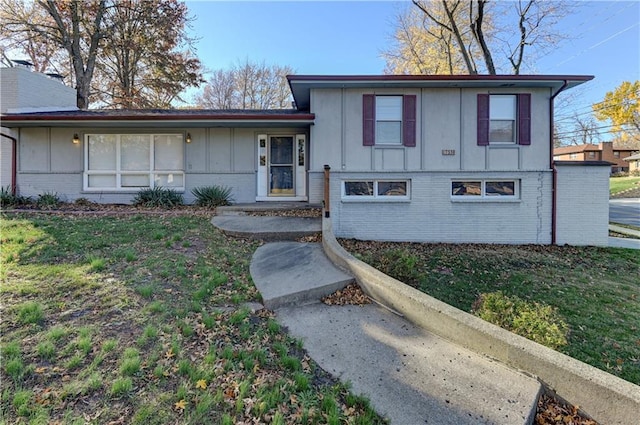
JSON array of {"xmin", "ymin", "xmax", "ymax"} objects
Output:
[
  {"xmin": 1, "ymin": 69, "xmax": 611, "ymax": 246},
  {"xmin": 623, "ymin": 152, "xmax": 640, "ymax": 173},
  {"xmin": 553, "ymin": 142, "xmax": 638, "ymax": 174}
]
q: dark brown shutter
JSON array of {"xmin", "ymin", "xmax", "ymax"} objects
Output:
[
  {"xmin": 518, "ymin": 93, "xmax": 531, "ymax": 145},
  {"xmin": 402, "ymin": 95, "xmax": 417, "ymax": 147},
  {"xmin": 477, "ymin": 94, "xmax": 490, "ymax": 146},
  {"xmin": 363, "ymin": 94, "xmax": 375, "ymax": 146}
]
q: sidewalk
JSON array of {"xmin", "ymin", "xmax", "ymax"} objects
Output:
[
  {"xmin": 277, "ymin": 303, "xmax": 540, "ymax": 425},
  {"xmin": 224, "ymin": 215, "xmax": 543, "ymax": 425}
]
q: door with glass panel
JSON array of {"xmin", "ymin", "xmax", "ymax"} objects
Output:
[{"xmin": 269, "ymin": 136, "xmax": 294, "ymax": 196}]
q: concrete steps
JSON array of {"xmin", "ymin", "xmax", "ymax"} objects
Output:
[
  {"xmin": 250, "ymin": 242, "xmax": 353, "ymax": 309},
  {"xmin": 212, "ymin": 215, "xmax": 321, "ymax": 241}
]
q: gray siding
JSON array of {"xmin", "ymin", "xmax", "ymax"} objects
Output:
[
  {"xmin": 15, "ymin": 126, "xmax": 305, "ymax": 204},
  {"xmin": 309, "ymin": 87, "xmax": 552, "ymax": 173},
  {"xmin": 0, "ymin": 129, "xmax": 15, "ymax": 188}
]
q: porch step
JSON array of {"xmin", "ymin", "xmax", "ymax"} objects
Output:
[
  {"xmin": 250, "ymin": 242, "xmax": 354, "ymax": 309},
  {"xmin": 217, "ymin": 202, "xmax": 322, "ymax": 216},
  {"xmin": 212, "ymin": 215, "xmax": 321, "ymax": 241}
]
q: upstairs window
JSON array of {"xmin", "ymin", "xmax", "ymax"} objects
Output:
[
  {"xmin": 477, "ymin": 93, "xmax": 530, "ymax": 146},
  {"xmin": 376, "ymin": 96, "xmax": 403, "ymax": 144},
  {"xmin": 363, "ymin": 94, "xmax": 416, "ymax": 147},
  {"xmin": 489, "ymin": 95, "xmax": 517, "ymax": 143}
]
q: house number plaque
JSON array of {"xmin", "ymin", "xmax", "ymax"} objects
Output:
[{"xmin": 442, "ymin": 149, "xmax": 456, "ymax": 156}]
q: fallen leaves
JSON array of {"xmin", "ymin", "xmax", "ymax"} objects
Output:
[
  {"xmin": 322, "ymin": 283, "xmax": 371, "ymax": 306},
  {"xmin": 174, "ymin": 399, "xmax": 187, "ymax": 411},
  {"xmin": 536, "ymin": 393, "xmax": 598, "ymax": 425}
]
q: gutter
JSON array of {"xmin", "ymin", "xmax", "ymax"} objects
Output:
[
  {"xmin": 550, "ymin": 80, "xmax": 569, "ymax": 245},
  {"xmin": 0, "ymin": 132, "xmax": 17, "ymax": 195}
]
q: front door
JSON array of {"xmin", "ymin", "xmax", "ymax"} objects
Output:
[
  {"xmin": 269, "ymin": 136, "xmax": 294, "ymax": 196},
  {"xmin": 256, "ymin": 133, "xmax": 307, "ymax": 201}
]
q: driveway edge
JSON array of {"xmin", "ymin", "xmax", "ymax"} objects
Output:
[{"xmin": 322, "ymin": 216, "xmax": 640, "ymax": 425}]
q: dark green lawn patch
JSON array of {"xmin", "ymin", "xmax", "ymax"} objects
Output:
[
  {"xmin": 1, "ymin": 213, "xmax": 385, "ymax": 424},
  {"xmin": 341, "ymin": 240, "xmax": 640, "ymax": 385}
]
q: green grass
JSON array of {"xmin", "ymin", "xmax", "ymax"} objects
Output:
[
  {"xmin": 610, "ymin": 175, "xmax": 640, "ymax": 195},
  {"xmin": 342, "ymin": 240, "xmax": 640, "ymax": 384},
  {"xmin": 0, "ymin": 213, "xmax": 385, "ymax": 424}
]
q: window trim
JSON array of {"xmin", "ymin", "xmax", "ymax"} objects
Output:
[
  {"xmin": 451, "ymin": 179, "xmax": 520, "ymax": 202},
  {"xmin": 83, "ymin": 133, "xmax": 185, "ymax": 192},
  {"xmin": 342, "ymin": 179, "xmax": 411, "ymax": 202}
]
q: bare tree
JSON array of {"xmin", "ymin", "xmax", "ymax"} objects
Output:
[
  {"xmin": 196, "ymin": 60, "xmax": 294, "ymax": 110},
  {"xmin": 1, "ymin": 0, "xmax": 203, "ymax": 109},
  {"xmin": 401, "ymin": 0, "xmax": 570, "ymax": 75}
]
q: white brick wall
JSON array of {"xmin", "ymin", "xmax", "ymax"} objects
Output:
[
  {"xmin": 1, "ymin": 67, "xmax": 77, "ymax": 113},
  {"xmin": 327, "ymin": 171, "xmax": 553, "ymax": 244},
  {"xmin": 555, "ymin": 163, "xmax": 610, "ymax": 246}
]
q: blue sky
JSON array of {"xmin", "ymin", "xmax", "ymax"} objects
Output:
[{"xmin": 185, "ymin": 0, "xmax": 639, "ymax": 115}]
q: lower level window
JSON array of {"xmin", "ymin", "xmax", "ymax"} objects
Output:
[
  {"xmin": 452, "ymin": 180, "xmax": 518, "ymax": 199},
  {"xmin": 343, "ymin": 180, "xmax": 409, "ymax": 200},
  {"xmin": 84, "ymin": 134, "xmax": 184, "ymax": 191}
]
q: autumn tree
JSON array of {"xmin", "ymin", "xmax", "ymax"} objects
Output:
[
  {"xmin": 196, "ymin": 60, "xmax": 294, "ymax": 110},
  {"xmin": 1, "ymin": 0, "xmax": 108, "ymax": 109},
  {"xmin": 0, "ymin": 1, "xmax": 65, "ymax": 73},
  {"xmin": 386, "ymin": 0, "xmax": 570, "ymax": 75},
  {"xmin": 593, "ymin": 81, "xmax": 640, "ymax": 147},
  {"xmin": 94, "ymin": 0, "xmax": 202, "ymax": 108},
  {"xmin": 383, "ymin": 6, "xmax": 470, "ymax": 74},
  {"xmin": 1, "ymin": 0, "xmax": 203, "ymax": 109}
]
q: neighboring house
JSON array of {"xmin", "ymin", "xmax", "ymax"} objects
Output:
[
  {"xmin": 623, "ymin": 152, "xmax": 640, "ymax": 173},
  {"xmin": 553, "ymin": 142, "xmax": 637, "ymax": 174},
  {"xmin": 1, "ymin": 70, "xmax": 611, "ymax": 246}
]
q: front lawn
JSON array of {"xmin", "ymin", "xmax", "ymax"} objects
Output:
[
  {"xmin": 610, "ymin": 175, "xmax": 640, "ymax": 195},
  {"xmin": 0, "ymin": 213, "xmax": 384, "ymax": 424},
  {"xmin": 341, "ymin": 240, "xmax": 640, "ymax": 385}
]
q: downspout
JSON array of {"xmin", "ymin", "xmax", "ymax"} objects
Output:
[
  {"xmin": 1, "ymin": 132, "xmax": 17, "ymax": 196},
  {"xmin": 550, "ymin": 80, "xmax": 569, "ymax": 245}
]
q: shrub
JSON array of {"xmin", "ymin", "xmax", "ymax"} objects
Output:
[
  {"xmin": 1, "ymin": 186, "xmax": 17, "ymax": 207},
  {"xmin": 0, "ymin": 187, "xmax": 30, "ymax": 208},
  {"xmin": 191, "ymin": 185, "xmax": 234, "ymax": 207},
  {"xmin": 36, "ymin": 191, "xmax": 60, "ymax": 209},
  {"xmin": 376, "ymin": 249, "xmax": 422, "ymax": 286},
  {"xmin": 74, "ymin": 197, "xmax": 94, "ymax": 206},
  {"xmin": 132, "ymin": 187, "xmax": 183, "ymax": 208},
  {"xmin": 473, "ymin": 291, "xmax": 569, "ymax": 349}
]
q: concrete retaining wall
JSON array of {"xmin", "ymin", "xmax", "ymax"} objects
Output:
[{"xmin": 322, "ymin": 216, "xmax": 640, "ymax": 425}]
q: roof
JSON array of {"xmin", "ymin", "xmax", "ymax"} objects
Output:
[
  {"xmin": 554, "ymin": 143, "xmax": 639, "ymax": 155},
  {"xmin": 553, "ymin": 144, "xmax": 601, "ymax": 155},
  {"xmin": 623, "ymin": 153, "xmax": 640, "ymax": 161},
  {"xmin": 0, "ymin": 108, "xmax": 315, "ymax": 128},
  {"xmin": 287, "ymin": 74, "xmax": 594, "ymax": 110}
]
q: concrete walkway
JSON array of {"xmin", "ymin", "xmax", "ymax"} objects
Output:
[
  {"xmin": 278, "ymin": 303, "xmax": 540, "ymax": 425},
  {"xmin": 214, "ymin": 213, "xmax": 543, "ymax": 424},
  {"xmin": 609, "ymin": 223, "xmax": 640, "ymax": 249}
]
